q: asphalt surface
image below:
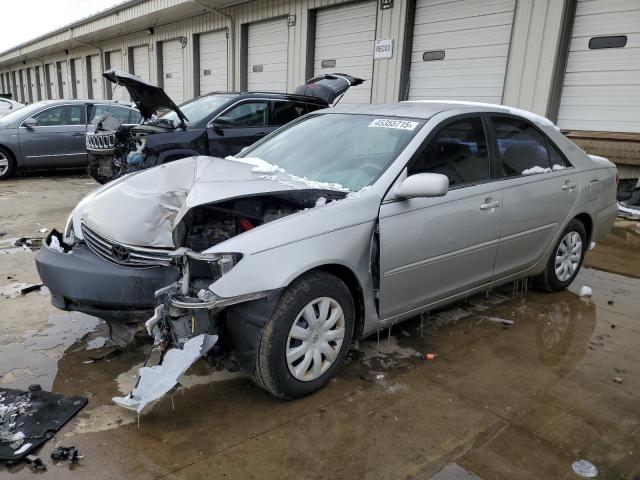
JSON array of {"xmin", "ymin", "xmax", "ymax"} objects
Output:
[{"xmin": 1, "ymin": 172, "xmax": 639, "ymax": 479}]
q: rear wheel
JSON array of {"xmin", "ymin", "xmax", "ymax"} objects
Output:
[
  {"xmin": 0, "ymin": 147, "xmax": 15, "ymax": 180},
  {"xmin": 254, "ymin": 271, "xmax": 354, "ymax": 399},
  {"xmin": 534, "ymin": 219, "xmax": 586, "ymax": 292}
]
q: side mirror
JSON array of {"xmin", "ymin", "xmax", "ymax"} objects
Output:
[
  {"xmin": 212, "ymin": 116, "xmax": 236, "ymax": 128},
  {"xmin": 23, "ymin": 117, "xmax": 37, "ymax": 128},
  {"xmin": 396, "ymin": 173, "xmax": 449, "ymax": 198}
]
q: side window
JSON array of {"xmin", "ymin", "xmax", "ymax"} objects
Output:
[
  {"xmin": 128, "ymin": 109, "xmax": 142, "ymax": 124},
  {"xmin": 408, "ymin": 117, "xmax": 489, "ymax": 187},
  {"xmin": 31, "ymin": 105, "xmax": 84, "ymax": 126},
  {"xmin": 270, "ymin": 101, "xmax": 306, "ymax": 125},
  {"xmin": 492, "ymin": 117, "xmax": 569, "ymax": 176},
  {"xmin": 225, "ymin": 101, "xmax": 268, "ymax": 127},
  {"xmin": 89, "ymin": 104, "xmax": 132, "ymax": 124}
]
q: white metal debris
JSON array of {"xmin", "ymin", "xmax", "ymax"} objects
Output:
[
  {"xmin": 112, "ymin": 334, "xmax": 218, "ymax": 414},
  {"xmin": 579, "ymin": 286, "xmax": 593, "ymax": 297},
  {"xmin": 572, "ymin": 459, "xmax": 598, "ymax": 478}
]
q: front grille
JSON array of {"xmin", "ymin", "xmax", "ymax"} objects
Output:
[
  {"xmin": 86, "ymin": 132, "xmax": 116, "ymax": 150},
  {"xmin": 81, "ymin": 222, "xmax": 174, "ymax": 268}
]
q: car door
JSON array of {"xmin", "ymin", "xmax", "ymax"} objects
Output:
[
  {"xmin": 378, "ymin": 115, "xmax": 503, "ymax": 319},
  {"xmin": 489, "ymin": 115, "xmax": 580, "ymax": 278},
  {"xmin": 19, "ymin": 104, "xmax": 87, "ymax": 167},
  {"xmin": 207, "ymin": 100, "xmax": 271, "ymax": 158}
]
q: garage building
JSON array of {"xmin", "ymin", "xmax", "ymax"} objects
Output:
[{"xmin": 0, "ymin": 0, "xmax": 637, "ymax": 178}]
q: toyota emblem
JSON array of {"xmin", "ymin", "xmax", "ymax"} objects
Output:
[{"xmin": 111, "ymin": 245, "xmax": 130, "ymax": 262}]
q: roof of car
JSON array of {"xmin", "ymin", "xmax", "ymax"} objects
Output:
[
  {"xmin": 326, "ymin": 100, "xmax": 558, "ymax": 129},
  {"xmin": 31, "ymin": 99, "xmax": 136, "ymax": 107}
]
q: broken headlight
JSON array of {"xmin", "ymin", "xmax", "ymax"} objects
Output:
[
  {"xmin": 63, "ymin": 213, "xmax": 75, "ymax": 245},
  {"xmin": 184, "ymin": 252, "xmax": 243, "ymax": 293}
]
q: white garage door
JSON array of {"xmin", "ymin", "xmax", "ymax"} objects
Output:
[
  {"xmin": 162, "ymin": 40, "xmax": 184, "ymax": 104},
  {"xmin": 47, "ymin": 63, "xmax": 58, "ymax": 99},
  {"xmin": 28, "ymin": 67, "xmax": 36, "ymax": 102},
  {"xmin": 408, "ymin": 0, "xmax": 515, "ymax": 103},
  {"xmin": 60, "ymin": 62, "xmax": 71, "ymax": 99},
  {"xmin": 108, "ymin": 51, "xmax": 128, "ymax": 103},
  {"xmin": 73, "ymin": 58, "xmax": 86, "ymax": 99},
  {"xmin": 199, "ymin": 30, "xmax": 228, "ymax": 95},
  {"xmin": 132, "ymin": 45, "xmax": 150, "ymax": 83},
  {"xmin": 90, "ymin": 55, "xmax": 103, "ymax": 100},
  {"xmin": 558, "ymin": 0, "xmax": 640, "ymax": 133},
  {"xmin": 314, "ymin": 1, "xmax": 376, "ymax": 105},
  {"xmin": 247, "ymin": 18, "xmax": 288, "ymax": 91}
]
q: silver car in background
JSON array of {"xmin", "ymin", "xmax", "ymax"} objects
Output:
[
  {"xmin": 36, "ymin": 101, "xmax": 617, "ymax": 404},
  {"xmin": 0, "ymin": 99, "xmax": 140, "ymax": 179}
]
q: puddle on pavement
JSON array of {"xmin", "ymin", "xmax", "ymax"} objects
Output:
[
  {"xmin": 339, "ymin": 282, "xmax": 598, "ymax": 391},
  {"xmin": 0, "ymin": 312, "xmax": 101, "ymax": 390}
]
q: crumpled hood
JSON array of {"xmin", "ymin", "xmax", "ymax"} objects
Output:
[
  {"xmin": 103, "ymin": 69, "xmax": 188, "ymax": 124},
  {"xmin": 75, "ymin": 156, "xmax": 351, "ymax": 248}
]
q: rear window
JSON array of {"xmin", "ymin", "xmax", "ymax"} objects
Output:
[{"xmin": 492, "ymin": 117, "xmax": 570, "ymax": 177}]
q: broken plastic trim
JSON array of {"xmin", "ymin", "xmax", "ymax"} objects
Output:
[{"xmin": 170, "ymin": 290, "xmax": 269, "ymax": 309}]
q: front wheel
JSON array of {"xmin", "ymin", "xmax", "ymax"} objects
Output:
[
  {"xmin": 254, "ymin": 271, "xmax": 355, "ymax": 399},
  {"xmin": 0, "ymin": 147, "xmax": 16, "ymax": 180},
  {"xmin": 534, "ymin": 219, "xmax": 587, "ymax": 292}
]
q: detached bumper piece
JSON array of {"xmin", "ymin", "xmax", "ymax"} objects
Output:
[{"xmin": 112, "ymin": 334, "xmax": 218, "ymax": 413}]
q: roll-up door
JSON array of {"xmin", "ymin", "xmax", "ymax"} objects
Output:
[
  {"xmin": 72, "ymin": 58, "xmax": 86, "ymax": 99},
  {"xmin": 89, "ymin": 55, "xmax": 103, "ymax": 100},
  {"xmin": 108, "ymin": 51, "xmax": 128, "ymax": 103},
  {"xmin": 132, "ymin": 45, "xmax": 150, "ymax": 83},
  {"xmin": 162, "ymin": 40, "xmax": 184, "ymax": 104},
  {"xmin": 199, "ymin": 30, "xmax": 228, "ymax": 94},
  {"xmin": 47, "ymin": 64, "xmax": 58, "ymax": 99},
  {"xmin": 408, "ymin": 0, "xmax": 516, "ymax": 103},
  {"xmin": 59, "ymin": 61, "xmax": 69, "ymax": 99},
  {"xmin": 558, "ymin": 0, "xmax": 640, "ymax": 133},
  {"xmin": 314, "ymin": 2, "xmax": 376, "ymax": 105},
  {"xmin": 247, "ymin": 18, "xmax": 288, "ymax": 92}
]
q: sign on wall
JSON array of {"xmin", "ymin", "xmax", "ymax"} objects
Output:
[{"xmin": 374, "ymin": 39, "xmax": 393, "ymax": 59}]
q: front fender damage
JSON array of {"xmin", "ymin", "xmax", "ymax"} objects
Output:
[{"xmin": 111, "ymin": 189, "xmax": 343, "ymax": 413}]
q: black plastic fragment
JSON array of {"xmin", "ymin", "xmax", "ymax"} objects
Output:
[
  {"xmin": 51, "ymin": 446, "xmax": 79, "ymax": 465},
  {"xmin": 25, "ymin": 455, "xmax": 46, "ymax": 471}
]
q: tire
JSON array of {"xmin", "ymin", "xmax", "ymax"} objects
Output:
[
  {"xmin": 0, "ymin": 146, "xmax": 16, "ymax": 180},
  {"xmin": 534, "ymin": 219, "xmax": 587, "ymax": 292},
  {"xmin": 254, "ymin": 271, "xmax": 355, "ymax": 399}
]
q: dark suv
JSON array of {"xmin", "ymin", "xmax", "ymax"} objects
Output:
[{"xmin": 87, "ymin": 70, "xmax": 363, "ymax": 183}]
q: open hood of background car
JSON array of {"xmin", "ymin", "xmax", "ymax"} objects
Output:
[
  {"xmin": 294, "ymin": 73, "xmax": 364, "ymax": 105},
  {"xmin": 103, "ymin": 69, "xmax": 188, "ymax": 124}
]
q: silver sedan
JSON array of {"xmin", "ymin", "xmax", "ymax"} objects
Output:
[{"xmin": 37, "ymin": 101, "xmax": 618, "ymax": 405}]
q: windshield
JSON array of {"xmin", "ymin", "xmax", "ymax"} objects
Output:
[
  {"xmin": 238, "ymin": 113, "xmax": 423, "ymax": 191},
  {"xmin": 0, "ymin": 102, "xmax": 43, "ymax": 124},
  {"xmin": 161, "ymin": 94, "xmax": 234, "ymax": 123}
]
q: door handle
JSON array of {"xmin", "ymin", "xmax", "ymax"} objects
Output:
[
  {"xmin": 562, "ymin": 181, "xmax": 577, "ymax": 191},
  {"xmin": 480, "ymin": 200, "xmax": 501, "ymax": 210}
]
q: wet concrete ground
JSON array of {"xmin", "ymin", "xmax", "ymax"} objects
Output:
[{"xmin": 1, "ymin": 174, "xmax": 639, "ymax": 479}]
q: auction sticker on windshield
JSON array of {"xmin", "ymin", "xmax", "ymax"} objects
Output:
[{"xmin": 369, "ymin": 118, "xmax": 419, "ymax": 130}]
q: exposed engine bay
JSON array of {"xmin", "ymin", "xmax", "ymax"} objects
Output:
[
  {"xmin": 86, "ymin": 114, "xmax": 181, "ymax": 184},
  {"xmin": 105, "ymin": 190, "xmax": 347, "ymax": 412}
]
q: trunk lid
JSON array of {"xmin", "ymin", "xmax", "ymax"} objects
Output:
[
  {"xmin": 103, "ymin": 69, "xmax": 188, "ymax": 124},
  {"xmin": 294, "ymin": 73, "xmax": 364, "ymax": 105}
]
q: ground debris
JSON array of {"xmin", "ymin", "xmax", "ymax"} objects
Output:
[
  {"xmin": 579, "ymin": 285, "xmax": 593, "ymax": 297},
  {"xmin": 485, "ymin": 316, "xmax": 514, "ymax": 326},
  {"xmin": 25, "ymin": 454, "xmax": 46, "ymax": 471},
  {"xmin": 51, "ymin": 446, "xmax": 80, "ymax": 466},
  {"xmin": 84, "ymin": 347, "xmax": 122, "ymax": 364},
  {"xmin": 572, "ymin": 459, "xmax": 598, "ymax": 478},
  {"xmin": 11, "ymin": 237, "xmax": 43, "ymax": 250}
]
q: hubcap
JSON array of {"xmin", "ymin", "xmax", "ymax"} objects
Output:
[
  {"xmin": 554, "ymin": 231, "xmax": 582, "ymax": 282},
  {"xmin": 0, "ymin": 152, "xmax": 8, "ymax": 176},
  {"xmin": 286, "ymin": 297, "xmax": 345, "ymax": 382}
]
